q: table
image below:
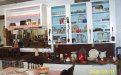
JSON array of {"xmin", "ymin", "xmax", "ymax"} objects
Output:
[{"xmin": 0, "ymin": 67, "xmax": 61, "ymax": 75}]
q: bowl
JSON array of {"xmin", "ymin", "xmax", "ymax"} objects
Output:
[{"xmin": 37, "ymin": 66, "xmax": 49, "ymax": 74}]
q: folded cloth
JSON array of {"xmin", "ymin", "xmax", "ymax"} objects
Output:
[
  {"xmin": 46, "ymin": 70, "xmax": 61, "ymax": 75},
  {"xmin": 1, "ymin": 67, "xmax": 16, "ymax": 74}
]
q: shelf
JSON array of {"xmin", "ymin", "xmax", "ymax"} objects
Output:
[
  {"xmin": 52, "ymin": 24, "xmax": 66, "ymax": 26},
  {"xmin": 72, "ymin": 32, "xmax": 87, "ymax": 34},
  {"xmin": 52, "ymin": 34, "xmax": 66, "ymax": 36},
  {"xmin": 53, "ymin": 43, "xmax": 67, "ymax": 44},
  {"xmin": 52, "ymin": 14, "xmax": 65, "ymax": 17},
  {"xmin": 71, "ymin": 13, "xmax": 86, "ymax": 15},
  {"xmin": 92, "ymin": 11, "xmax": 109, "ymax": 14},
  {"xmin": 71, "ymin": 43, "xmax": 88, "ymax": 44},
  {"xmin": 71, "ymin": 22, "xmax": 87, "ymax": 25},
  {"xmin": 91, "ymin": 0, "xmax": 109, "ymax": 3},
  {"xmin": 6, "ymin": 13, "xmax": 40, "ymax": 19},
  {"xmin": 94, "ymin": 41, "xmax": 115, "ymax": 44},
  {"xmin": 5, "ymin": 4, "xmax": 47, "ymax": 30},
  {"xmin": 93, "ymin": 21, "xmax": 109, "ymax": 23},
  {"xmin": 7, "ymin": 25, "xmax": 40, "ymax": 30}
]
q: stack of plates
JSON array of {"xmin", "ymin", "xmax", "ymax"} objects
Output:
[{"xmin": 87, "ymin": 49, "xmax": 99, "ymax": 61}]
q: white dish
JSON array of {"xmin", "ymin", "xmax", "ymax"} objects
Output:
[
  {"xmin": 15, "ymin": 68, "xmax": 27, "ymax": 72},
  {"xmin": 87, "ymin": 57, "xmax": 96, "ymax": 61},
  {"xmin": 89, "ymin": 49, "xmax": 99, "ymax": 58}
]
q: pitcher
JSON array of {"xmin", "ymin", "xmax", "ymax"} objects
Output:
[{"xmin": 99, "ymin": 51, "xmax": 106, "ymax": 61}]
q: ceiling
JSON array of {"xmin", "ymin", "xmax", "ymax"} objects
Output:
[{"xmin": 0, "ymin": 0, "xmax": 33, "ymax": 6}]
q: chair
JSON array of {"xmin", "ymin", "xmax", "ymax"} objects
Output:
[{"xmin": 60, "ymin": 63, "xmax": 75, "ymax": 75}]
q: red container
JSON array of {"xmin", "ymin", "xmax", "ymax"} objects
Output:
[
  {"xmin": 78, "ymin": 48, "xmax": 86, "ymax": 63},
  {"xmin": 78, "ymin": 53, "xmax": 86, "ymax": 63}
]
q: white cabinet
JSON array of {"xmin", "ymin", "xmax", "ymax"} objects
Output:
[
  {"xmin": 5, "ymin": 4, "xmax": 47, "ymax": 30},
  {"xmin": 47, "ymin": 5, "xmax": 69, "ymax": 44},
  {"xmin": 47, "ymin": 3, "xmax": 90, "ymax": 45},
  {"xmin": 70, "ymin": 3, "xmax": 89, "ymax": 44},
  {"xmin": 91, "ymin": 0, "xmax": 116, "ymax": 43},
  {"xmin": 48, "ymin": 0, "xmax": 116, "ymax": 44}
]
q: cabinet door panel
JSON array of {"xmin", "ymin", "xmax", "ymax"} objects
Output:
[
  {"xmin": 70, "ymin": 3, "xmax": 88, "ymax": 44},
  {"xmin": 51, "ymin": 5, "xmax": 67, "ymax": 44},
  {"xmin": 92, "ymin": 0, "xmax": 112, "ymax": 43}
]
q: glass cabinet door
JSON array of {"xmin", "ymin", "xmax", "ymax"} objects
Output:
[
  {"xmin": 51, "ymin": 6, "xmax": 67, "ymax": 44},
  {"xmin": 92, "ymin": 0, "xmax": 110, "ymax": 43},
  {"xmin": 70, "ymin": 3, "xmax": 88, "ymax": 44}
]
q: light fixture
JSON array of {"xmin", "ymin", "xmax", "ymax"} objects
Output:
[{"xmin": 0, "ymin": 0, "xmax": 5, "ymax": 1}]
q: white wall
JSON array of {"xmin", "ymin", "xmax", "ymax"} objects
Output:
[
  {"xmin": 0, "ymin": 0, "xmax": 74, "ymax": 15},
  {"xmin": 115, "ymin": 0, "xmax": 121, "ymax": 47}
]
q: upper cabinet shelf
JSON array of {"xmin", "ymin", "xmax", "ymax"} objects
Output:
[
  {"xmin": 6, "ymin": 13, "xmax": 40, "ymax": 19},
  {"xmin": 5, "ymin": 4, "xmax": 47, "ymax": 30}
]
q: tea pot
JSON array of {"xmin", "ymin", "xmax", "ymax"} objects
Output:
[{"xmin": 99, "ymin": 51, "xmax": 106, "ymax": 61}]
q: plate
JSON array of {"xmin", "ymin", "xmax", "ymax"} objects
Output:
[
  {"xmin": 72, "ymin": 25, "xmax": 79, "ymax": 33},
  {"xmin": 89, "ymin": 49, "xmax": 99, "ymax": 58},
  {"xmin": 15, "ymin": 68, "xmax": 27, "ymax": 72},
  {"xmin": 87, "ymin": 57, "xmax": 96, "ymax": 61}
]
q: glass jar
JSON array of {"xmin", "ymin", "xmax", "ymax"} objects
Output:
[{"xmin": 71, "ymin": 52, "xmax": 77, "ymax": 63}]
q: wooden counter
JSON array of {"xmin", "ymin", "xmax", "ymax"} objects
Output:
[{"xmin": 0, "ymin": 47, "xmax": 20, "ymax": 60}]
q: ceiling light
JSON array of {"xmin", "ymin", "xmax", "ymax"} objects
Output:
[{"xmin": 0, "ymin": 0, "xmax": 5, "ymax": 1}]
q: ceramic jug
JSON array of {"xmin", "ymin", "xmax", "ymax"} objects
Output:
[{"xmin": 99, "ymin": 51, "xmax": 106, "ymax": 61}]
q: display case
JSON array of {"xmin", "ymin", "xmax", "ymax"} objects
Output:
[
  {"xmin": 91, "ymin": 0, "xmax": 115, "ymax": 43},
  {"xmin": 48, "ymin": 3, "xmax": 89, "ymax": 45},
  {"xmin": 5, "ymin": 4, "xmax": 47, "ymax": 30},
  {"xmin": 70, "ymin": 3, "xmax": 88, "ymax": 44}
]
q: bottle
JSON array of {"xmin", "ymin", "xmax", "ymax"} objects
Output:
[{"xmin": 111, "ymin": 27, "xmax": 115, "ymax": 41}]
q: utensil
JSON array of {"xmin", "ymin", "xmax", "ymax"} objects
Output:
[
  {"xmin": 111, "ymin": 27, "xmax": 115, "ymax": 41},
  {"xmin": 67, "ymin": 17, "xmax": 70, "ymax": 42},
  {"xmin": 48, "ymin": 29, "xmax": 51, "ymax": 42}
]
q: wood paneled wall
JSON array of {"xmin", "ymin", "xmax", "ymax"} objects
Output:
[
  {"xmin": 0, "ymin": 15, "xmax": 4, "ymax": 20},
  {"xmin": 54, "ymin": 43, "xmax": 115, "ymax": 57}
]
